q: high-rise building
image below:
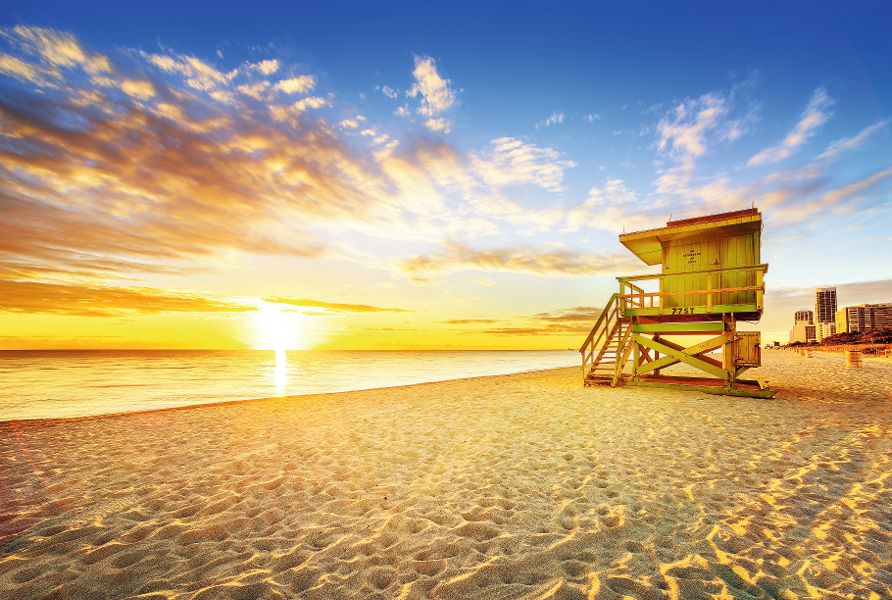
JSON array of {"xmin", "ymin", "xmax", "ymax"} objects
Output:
[
  {"xmin": 815, "ymin": 287, "xmax": 837, "ymax": 341},
  {"xmin": 795, "ymin": 309, "xmax": 813, "ymax": 323},
  {"xmin": 836, "ymin": 303, "xmax": 892, "ymax": 334},
  {"xmin": 789, "ymin": 308, "xmax": 817, "ymax": 344}
]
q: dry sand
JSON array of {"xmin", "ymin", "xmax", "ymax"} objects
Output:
[{"xmin": 1, "ymin": 351, "xmax": 891, "ymax": 599}]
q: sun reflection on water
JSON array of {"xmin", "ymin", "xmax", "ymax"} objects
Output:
[{"xmin": 273, "ymin": 349, "xmax": 288, "ymax": 395}]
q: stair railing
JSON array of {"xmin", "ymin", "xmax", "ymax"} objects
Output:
[
  {"xmin": 612, "ymin": 324, "xmax": 634, "ymax": 386},
  {"xmin": 580, "ymin": 293, "xmax": 621, "ymax": 381}
]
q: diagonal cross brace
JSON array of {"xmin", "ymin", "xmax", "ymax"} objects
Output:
[{"xmin": 633, "ymin": 334, "xmax": 727, "ymax": 379}]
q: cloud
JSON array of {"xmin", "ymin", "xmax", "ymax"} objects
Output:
[
  {"xmin": 141, "ymin": 50, "xmax": 234, "ymax": 92},
  {"xmin": 0, "ymin": 25, "xmax": 587, "ymax": 318},
  {"xmin": 252, "ymin": 59, "xmax": 279, "ymax": 75},
  {"xmin": 236, "ymin": 80, "xmax": 269, "ymax": 100},
  {"xmin": 536, "ymin": 111, "xmax": 565, "ymax": 128},
  {"xmin": 772, "ymin": 165, "xmax": 892, "ymax": 224},
  {"xmin": 444, "ymin": 305, "xmax": 602, "ymax": 336},
  {"xmin": 584, "ymin": 113, "xmax": 601, "ymax": 123},
  {"xmin": 531, "ymin": 306, "xmax": 602, "ymax": 324},
  {"xmin": 401, "ymin": 242, "xmax": 641, "ymax": 279},
  {"xmin": 0, "ymin": 280, "xmax": 253, "ymax": 317},
  {"xmin": 120, "ymin": 79, "xmax": 155, "ymax": 100},
  {"xmin": 275, "ymin": 75, "xmax": 316, "ymax": 94},
  {"xmin": 269, "ymin": 95, "xmax": 327, "ymax": 120},
  {"xmin": 565, "ymin": 178, "xmax": 645, "ymax": 232},
  {"xmin": 818, "ymin": 119, "xmax": 888, "ymax": 161},
  {"xmin": 748, "ymin": 86, "xmax": 834, "ymax": 166},
  {"xmin": 471, "ymin": 137, "xmax": 576, "ymax": 192},
  {"xmin": 442, "ymin": 318, "xmax": 499, "ymax": 324},
  {"xmin": 0, "ymin": 29, "xmax": 413, "ymax": 295},
  {"xmin": 377, "ymin": 84, "xmax": 398, "ymax": 99},
  {"xmin": 423, "ymin": 117, "xmax": 451, "ymax": 133},
  {"xmin": 264, "ymin": 297, "xmax": 410, "ymax": 313},
  {"xmin": 0, "ymin": 52, "xmax": 41, "ymax": 83},
  {"xmin": 407, "ymin": 55, "xmax": 456, "ymax": 116},
  {"xmin": 657, "ymin": 93, "xmax": 727, "ymax": 159},
  {"xmin": 1, "ymin": 25, "xmax": 111, "ymax": 76}
]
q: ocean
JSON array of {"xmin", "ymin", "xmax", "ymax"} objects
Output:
[{"xmin": 0, "ymin": 350, "xmax": 579, "ymax": 421}]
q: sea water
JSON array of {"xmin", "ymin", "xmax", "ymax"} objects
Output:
[{"xmin": 0, "ymin": 350, "xmax": 578, "ymax": 421}]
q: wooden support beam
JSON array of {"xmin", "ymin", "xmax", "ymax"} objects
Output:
[
  {"xmin": 635, "ymin": 334, "xmax": 726, "ymax": 375},
  {"xmin": 632, "ymin": 322, "xmax": 725, "ymax": 333},
  {"xmin": 634, "ymin": 334, "xmax": 727, "ymax": 379}
]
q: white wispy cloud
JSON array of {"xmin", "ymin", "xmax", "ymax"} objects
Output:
[
  {"xmin": 236, "ymin": 80, "xmax": 269, "ymax": 100},
  {"xmin": 565, "ymin": 179, "xmax": 652, "ymax": 233},
  {"xmin": 818, "ymin": 119, "xmax": 888, "ymax": 161},
  {"xmin": 656, "ymin": 93, "xmax": 727, "ymax": 159},
  {"xmin": 423, "ymin": 118, "xmax": 451, "ymax": 133},
  {"xmin": 407, "ymin": 55, "xmax": 456, "ymax": 116},
  {"xmin": 120, "ymin": 79, "xmax": 155, "ymax": 100},
  {"xmin": 339, "ymin": 117, "xmax": 361, "ymax": 129},
  {"xmin": 378, "ymin": 84, "xmax": 398, "ymax": 99},
  {"xmin": 536, "ymin": 111, "xmax": 565, "ymax": 128},
  {"xmin": 402, "ymin": 241, "xmax": 641, "ymax": 280},
  {"xmin": 252, "ymin": 59, "xmax": 279, "ymax": 75},
  {"xmin": 771, "ymin": 165, "xmax": 892, "ymax": 224},
  {"xmin": 141, "ymin": 51, "xmax": 235, "ymax": 92},
  {"xmin": 748, "ymin": 86, "xmax": 834, "ymax": 166},
  {"xmin": 583, "ymin": 113, "xmax": 601, "ymax": 123},
  {"xmin": 471, "ymin": 137, "xmax": 576, "ymax": 192},
  {"xmin": 269, "ymin": 96, "xmax": 327, "ymax": 120},
  {"xmin": 274, "ymin": 75, "xmax": 316, "ymax": 95}
]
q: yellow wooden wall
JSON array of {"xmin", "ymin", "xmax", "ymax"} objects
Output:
[{"xmin": 660, "ymin": 229, "xmax": 759, "ymax": 309}]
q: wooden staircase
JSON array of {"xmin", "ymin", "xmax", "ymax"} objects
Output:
[{"xmin": 580, "ymin": 293, "xmax": 632, "ymax": 387}]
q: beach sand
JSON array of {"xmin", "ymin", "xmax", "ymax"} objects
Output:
[{"xmin": 2, "ymin": 351, "xmax": 891, "ymax": 599}]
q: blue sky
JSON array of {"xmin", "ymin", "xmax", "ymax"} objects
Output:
[{"xmin": 1, "ymin": 1, "xmax": 891, "ymax": 347}]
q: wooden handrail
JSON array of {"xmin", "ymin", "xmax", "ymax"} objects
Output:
[
  {"xmin": 620, "ymin": 284, "xmax": 764, "ymax": 299},
  {"xmin": 579, "ymin": 293, "xmax": 617, "ymax": 353},
  {"xmin": 617, "ymin": 263, "xmax": 768, "ymax": 283}
]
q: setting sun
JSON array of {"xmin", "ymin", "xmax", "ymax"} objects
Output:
[{"xmin": 252, "ymin": 304, "xmax": 308, "ymax": 351}]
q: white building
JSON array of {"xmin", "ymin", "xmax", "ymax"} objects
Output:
[{"xmin": 789, "ymin": 308, "xmax": 817, "ymax": 344}]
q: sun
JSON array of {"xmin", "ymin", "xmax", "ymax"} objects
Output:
[{"xmin": 253, "ymin": 303, "xmax": 307, "ymax": 351}]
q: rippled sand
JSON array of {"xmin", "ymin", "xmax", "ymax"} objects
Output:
[{"xmin": 2, "ymin": 351, "xmax": 891, "ymax": 599}]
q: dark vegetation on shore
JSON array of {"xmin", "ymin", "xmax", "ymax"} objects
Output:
[{"xmin": 788, "ymin": 328, "xmax": 892, "ymax": 354}]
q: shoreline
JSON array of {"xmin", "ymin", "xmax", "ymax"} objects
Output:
[{"xmin": 0, "ymin": 365, "xmax": 580, "ymax": 427}]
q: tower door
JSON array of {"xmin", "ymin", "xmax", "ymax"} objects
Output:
[
  {"xmin": 720, "ymin": 234, "xmax": 756, "ymax": 306},
  {"xmin": 663, "ymin": 240, "xmax": 704, "ymax": 308}
]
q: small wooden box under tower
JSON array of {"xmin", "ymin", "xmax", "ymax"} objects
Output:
[{"xmin": 580, "ymin": 208, "xmax": 774, "ymax": 398}]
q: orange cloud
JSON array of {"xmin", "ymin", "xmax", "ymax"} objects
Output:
[
  {"xmin": 402, "ymin": 242, "xmax": 641, "ymax": 279},
  {"xmin": 264, "ymin": 297, "xmax": 410, "ymax": 313},
  {"xmin": 0, "ymin": 280, "xmax": 253, "ymax": 317},
  {"xmin": 441, "ymin": 305, "xmax": 602, "ymax": 336}
]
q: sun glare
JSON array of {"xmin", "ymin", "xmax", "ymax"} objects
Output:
[{"xmin": 253, "ymin": 304, "xmax": 308, "ymax": 351}]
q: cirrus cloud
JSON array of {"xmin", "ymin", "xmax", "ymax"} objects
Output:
[
  {"xmin": 748, "ymin": 86, "xmax": 834, "ymax": 166},
  {"xmin": 401, "ymin": 241, "xmax": 641, "ymax": 280}
]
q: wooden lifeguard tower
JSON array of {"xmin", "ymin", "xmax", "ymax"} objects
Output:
[{"xmin": 580, "ymin": 208, "xmax": 775, "ymax": 398}]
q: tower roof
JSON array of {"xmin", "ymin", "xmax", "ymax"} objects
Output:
[{"xmin": 619, "ymin": 208, "xmax": 762, "ymax": 265}]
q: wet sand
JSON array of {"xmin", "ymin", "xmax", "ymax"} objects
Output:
[{"xmin": 1, "ymin": 351, "xmax": 891, "ymax": 599}]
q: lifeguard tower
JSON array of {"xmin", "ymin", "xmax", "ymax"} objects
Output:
[{"xmin": 580, "ymin": 208, "xmax": 775, "ymax": 398}]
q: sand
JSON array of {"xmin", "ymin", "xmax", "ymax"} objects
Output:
[{"xmin": 1, "ymin": 351, "xmax": 891, "ymax": 599}]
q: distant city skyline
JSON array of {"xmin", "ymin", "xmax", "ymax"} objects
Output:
[
  {"xmin": 1, "ymin": 2, "xmax": 891, "ymax": 349},
  {"xmin": 788, "ymin": 286, "xmax": 892, "ymax": 343}
]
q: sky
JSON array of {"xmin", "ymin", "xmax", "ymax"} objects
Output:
[{"xmin": 1, "ymin": 1, "xmax": 891, "ymax": 349}]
